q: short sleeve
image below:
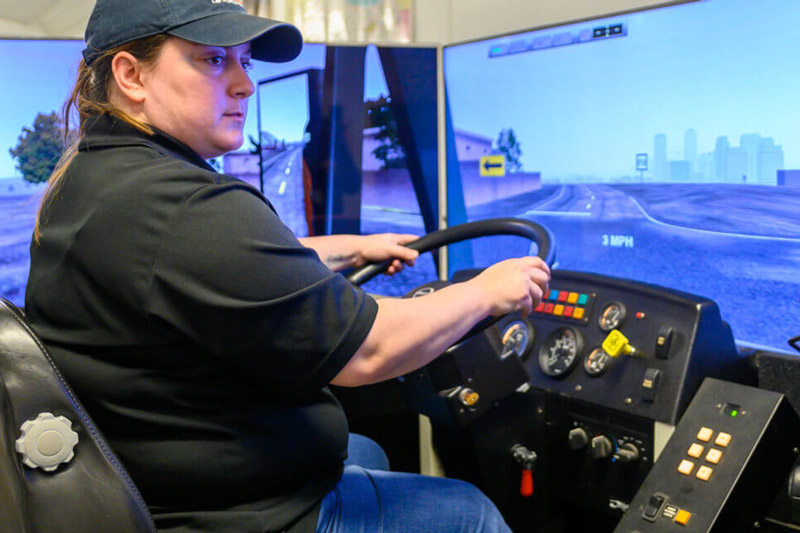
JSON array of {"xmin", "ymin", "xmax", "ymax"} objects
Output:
[{"xmin": 147, "ymin": 181, "xmax": 378, "ymax": 396}]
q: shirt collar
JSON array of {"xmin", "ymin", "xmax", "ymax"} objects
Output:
[{"xmin": 79, "ymin": 114, "xmax": 216, "ymax": 172}]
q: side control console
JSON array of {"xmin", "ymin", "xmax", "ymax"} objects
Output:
[{"xmin": 614, "ymin": 378, "xmax": 800, "ymax": 532}]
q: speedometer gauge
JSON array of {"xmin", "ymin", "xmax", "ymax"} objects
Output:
[
  {"xmin": 539, "ymin": 327, "xmax": 583, "ymax": 377},
  {"xmin": 584, "ymin": 347, "xmax": 611, "ymax": 376},
  {"xmin": 500, "ymin": 320, "xmax": 533, "ymax": 360},
  {"xmin": 599, "ymin": 302, "xmax": 627, "ymax": 332}
]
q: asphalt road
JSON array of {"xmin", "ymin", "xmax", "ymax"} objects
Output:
[{"xmin": 464, "ymin": 183, "xmax": 800, "ymax": 353}]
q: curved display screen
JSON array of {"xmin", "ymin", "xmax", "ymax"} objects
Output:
[{"xmin": 444, "ymin": 0, "xmax": 800, "ymax": 353}]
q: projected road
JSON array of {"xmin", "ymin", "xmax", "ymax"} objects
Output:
[{"xmin": 466, "ymin": 184, "xmax": 800, "ymax": 351}]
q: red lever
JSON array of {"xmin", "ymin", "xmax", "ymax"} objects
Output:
[{"xmin": 520, "ymin": 468, "xmax": 534, "ymax": 497}]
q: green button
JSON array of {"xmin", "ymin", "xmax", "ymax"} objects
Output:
[{"xmin": 577, "ymin": 294, "xmax": 588, "ymax": 305}]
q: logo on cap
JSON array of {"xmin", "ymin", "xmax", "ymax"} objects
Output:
[{"xmin": 212, "ymin": 0, "xmax": 244, "ymax": 6}]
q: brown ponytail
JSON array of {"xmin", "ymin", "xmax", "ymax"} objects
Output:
[{"xmin": 33, "ymin": 34, "xmax": 170, "ymax": 244}]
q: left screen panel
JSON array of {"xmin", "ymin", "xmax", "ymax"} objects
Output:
[{"xmin": 0, "ymin": 39, "xmax": 84, "ymax": 308}]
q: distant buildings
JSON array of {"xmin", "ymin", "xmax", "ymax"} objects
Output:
[
  {"xmin": 652, "ymin": 130, "xmax": 784, "ymax": 184},
  {"xmin": 453, "ymin": 128, "xmax": 493, "ymax": 162}
]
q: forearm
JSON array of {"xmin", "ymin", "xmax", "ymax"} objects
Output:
[
  {"xmin": 298, "ymin": 235, "xmax": 363, "ymax": 271},
  {"xmin": 331, "ymin": 281, "xmax": 491, "ymax": 386}
]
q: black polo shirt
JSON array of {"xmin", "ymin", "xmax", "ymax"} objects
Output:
[{"xmin": 25, "ymin": 114, "xmax": 378, "ymax": 532}]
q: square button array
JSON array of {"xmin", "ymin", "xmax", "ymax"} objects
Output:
[
  {"xmin": 538, "ymin": 290, "xmax": 589, "ymax": 321},
  {"xmin": 677, "ymin": 427, "xmax": 732, "ymax": 481}
]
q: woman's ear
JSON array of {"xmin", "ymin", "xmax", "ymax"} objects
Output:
[{"xmin": 111, "ymin": 51, "xmax": 146, "ymax": 104}]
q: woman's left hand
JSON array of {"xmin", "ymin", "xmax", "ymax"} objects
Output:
[{"xmin": 357, "ymin": 234, "xmax": 419, "ymax": 275}]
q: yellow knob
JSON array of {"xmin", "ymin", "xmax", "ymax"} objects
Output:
[
  {"xmin": 602, "ymin": 330, "xmax": 636, "ymax": 358},
  {"xmin": 459, "ymin": 388, "xmax": 480, "ymax": 407}
]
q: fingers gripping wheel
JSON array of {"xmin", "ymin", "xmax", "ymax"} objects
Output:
[
  {"xmin": 15, "ymin": 412, "xmax": 79, "ymax": 472},
  {"xmin": 346, "ymin": 217, "xmax": 556, "ymax": 286}
]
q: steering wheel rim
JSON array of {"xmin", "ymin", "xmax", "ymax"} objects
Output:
[{"xmin": 346, "ymin": 217, "xmax": 556, "ymax": 286}]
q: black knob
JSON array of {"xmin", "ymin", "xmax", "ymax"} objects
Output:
[
  {"xmin": 591, "ymin": 435, "xmax": 614, "ymax": 459},
  {"xmin": 568, "ymin": 427, "xmax": 589, "ymax": 450},
  {"xmin": 614, "ymin": 442, "xmax": 640, "ymax": 463}
]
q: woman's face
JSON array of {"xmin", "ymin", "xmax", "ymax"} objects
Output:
[{"xmin": 140, "ymin": 37, "xmax": 255, "ymax": 159}]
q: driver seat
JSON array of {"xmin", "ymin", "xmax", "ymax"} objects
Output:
[{"xmin": 0, "ymin": 298, "xmax": 155, "ymax": 532}]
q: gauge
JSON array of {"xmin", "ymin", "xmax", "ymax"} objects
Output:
[
  {"xmin": 539, "ymin": 327, "xmax": 583, "ymax": 377},
  {"xmin": 599, "ymin": 302, "xmax": 627, "ymax": 332},
  {"xmin": 584, "ymin": 347, "xmax": 611, "ymax": 376},
  {"xmin": 500, "ymin": 320, "xmax": 534, "ymax": 360}
]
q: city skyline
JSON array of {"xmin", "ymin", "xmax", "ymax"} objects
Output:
[{"xmin": 651, "ymin": 129, "xmax": 784, "ymax": 184}]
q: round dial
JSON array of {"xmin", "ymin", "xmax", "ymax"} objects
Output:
[
  {"xmin": 539, "ymin": 327, "xmax": 583, "ymax": 377},
  {"xmin": 599, "ymin": 302, "xmax": 627, "ymax": 332},
  {"xmin": 584, "ymin": 347, "xmax": 611, "ymax": 376},
  {"xmin": 500, "ymin": 320, "xmax": 533, "ymax": 360}
]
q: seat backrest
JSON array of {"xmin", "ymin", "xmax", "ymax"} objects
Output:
[{"xmin": 0, "ymin": 298, "xmax": 156, "ymax": 533}]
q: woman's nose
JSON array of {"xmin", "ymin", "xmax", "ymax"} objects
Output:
[{"xmin": 230, "ymin": 65, "xmax": 255, "ymax": 99}]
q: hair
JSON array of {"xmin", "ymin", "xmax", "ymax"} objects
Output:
[{"xmin": 33, "ymin": 34, "xmax": 170, "ymax": 244}]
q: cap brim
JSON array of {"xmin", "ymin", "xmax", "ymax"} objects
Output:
[{"xmin": 167, "ymin": 13, "xmax": 303, "ymax": 63}]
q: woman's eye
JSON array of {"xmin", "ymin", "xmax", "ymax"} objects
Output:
[
  {"xmin": 206, "ymin": 56, "xmax": 224, "ymax": 67},
  {"xmin": 242, "ymin": 59, "xmax": 253, "ymax": 72}
]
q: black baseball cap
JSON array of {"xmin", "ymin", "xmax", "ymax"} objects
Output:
[{"xmin": 82, "ymin": 0, "xmax": 303, "ymax": 65}]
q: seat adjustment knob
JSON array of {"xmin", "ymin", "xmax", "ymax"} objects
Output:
[{"xmin": 15, "ymin": 412, "xmax": 79, "ymax": 472}]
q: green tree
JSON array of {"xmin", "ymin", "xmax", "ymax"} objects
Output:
[
  {"xmin": 9, "ymin": 112, "xmax": 70, "ymax": 184},
  {"xmin": 496, "ymin": 127, "xmax": 523, "ymax": 173},
  {"xmin": 365, "ymin": 96, "xmax": 405, "ymax": 170}
]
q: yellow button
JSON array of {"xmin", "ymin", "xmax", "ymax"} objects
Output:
[
  {"xmin": 675, "ymin": 509, "xmax": 691, "ymax": 525},
  {"xmin": 697, "ymin": 427, "xmax": 713, "ymax": 442},
  {"xmin": 687, "ymin": 443, "xmax": 704, "ymax": 458},
  {"xmin": 567, "ymin": 292, "xmax": 579, "ymax": 304},
  {"xmin": 553, "ymin": 304, "xmax": 564, "ymax": 316},
  {"xmin": 572, "ymin": 307, "xmax": 585, "ymax": 320},
  {"xmin": 678, "ymin": 459, "xmax": 695, "ymax": 475},
  {"xmin": 696, "ymin": 465, "xmax": 713, "ymax": 481},
  {"xmin": 705, "ymin": 448, "xmax": 722, "ymax": 464},
  {"xmin": 715, "ymin": 432, "xmax": 732, "ymax": 447}
]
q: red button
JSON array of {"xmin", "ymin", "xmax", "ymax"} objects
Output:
[
  {"xmin": 544, "ymin": 303, "xmax": 554, "ymax": 314},
  {"xmin": 535, "ymin": 302, "xmax": 545, "ymax": 313},
  {"xmin": 564, "ymin": 306, "xmax": 574, "ymax": 317},
  {"xmin": 557, "ymin": 292, "xmax": 568, "ymax": 302}
]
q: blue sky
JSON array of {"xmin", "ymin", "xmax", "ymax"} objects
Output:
[
  {"xmin": 0, "ymin": 39, "xmax": 83, "ymax": 179},
  {"xmin": 0, "ymin": 40, "xmax": 391, "ymax": 177},
  {"xmin": 445, "ymin": 0, "xmax": 800, "ymax": 180}
]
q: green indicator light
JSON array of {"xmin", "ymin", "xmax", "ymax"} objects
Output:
[{"xmin": 731, "ymin": 410, "xmax": 738, "ymax": 417}]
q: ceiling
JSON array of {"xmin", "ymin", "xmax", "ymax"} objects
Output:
[
  {"xmin": 0, "ymin": 1, "xmax": 93, "ymax": 37},
  {"xmin": 0, "ymin": 0, "xmax": 268, "ymax": 38}
]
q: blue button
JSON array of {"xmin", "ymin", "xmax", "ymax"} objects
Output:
[
  {"xmin": 549, "ymin": 290, "xmax": 559, "ymax": 301},
  {"xmin": 577, "ymin": 294, "xmax": 588, "ymax": 305}
]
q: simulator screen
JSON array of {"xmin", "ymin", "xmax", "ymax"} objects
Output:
[
  {"xmin": 444, "ymin": 0, "xmax": 800, "ymax": 353},
  {"xmin": 0, "ymin": 39, "xmax": 83, "ymax": 309},
  {"xmin": 1, "ymin": 40, "xmax": 436, "ymax": 307}
]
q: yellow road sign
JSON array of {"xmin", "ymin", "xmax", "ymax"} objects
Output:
[{"xmin": 480, "ymin": 155, "xmax": 506, "ymax": 177}]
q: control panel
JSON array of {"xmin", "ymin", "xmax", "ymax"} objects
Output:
[
  {"xmin": 489, "ymin": 270, "xmax": 750, "ymax": 425},
  {"xmin": 427, "ymin": 269, "xmax": 756, "ymax": 528},
  {"xmin": 614, "ymin": 378, "xmax": 800, "ymax": 532}
]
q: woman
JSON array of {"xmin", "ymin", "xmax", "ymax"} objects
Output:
[{"xmin": 25, "ymin": 1, "xmax": 551, "ymax": 531}]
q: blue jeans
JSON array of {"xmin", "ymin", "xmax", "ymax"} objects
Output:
[{"xmin": 316, "ymin": 435, "xmax": 511, "ymax": 533}]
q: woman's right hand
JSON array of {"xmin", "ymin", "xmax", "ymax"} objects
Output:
[{"xmin": 468, "ymin": 257, "xmax": 551, "ymax": 317}]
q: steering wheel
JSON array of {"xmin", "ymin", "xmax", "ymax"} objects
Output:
[
  {"xmin": 346, "ymin": 217, "xmax": 556, "ymax": 342},
  {"xmin": 344, "ymin": 217, "xmax": 555, "ymax": 426}
]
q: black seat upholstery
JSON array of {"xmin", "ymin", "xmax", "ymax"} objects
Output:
[{"xmin": 0, "ymin": 298, "xmax": 155, "ymax": 532}]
